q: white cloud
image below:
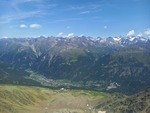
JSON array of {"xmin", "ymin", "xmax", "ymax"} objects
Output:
[
  {"xmin": 20, "ymin": 24, "xmax": 27, "ymax": 28},
  {"xmin": 104, "ymin": 26, "xmax": 107, "ymax": 29},
  {"xmin": 127, "ymin": 30, "xmax": 135, "ymax": 36},
  {"xmin": 57, "ymin": 32, "xmax": 63, "ymax": 36},
  {"xmin": 0, "ymin": 10, "xmax": 42, "ymax": 24},
  {"xmin": 67, "ymin": 33, "xmax": 74, "ymax": 37},
  {"xmin": 137, "ymin": 33, "xmax": 142, "ymax": 37},
  {"xmin": 12, "ymin": 0, "xmax": 43, "ymax": 5},
  {"xmin": 144, "ymin": 29, "xmax": 150, "ymax": 35},
  {"xmin": 48, "ymin": 18, "xmax": 82, "ymax": 24},
  {"xmin": 67, "ymin": 6, "xmax": 84, "ymax": 11},
  {"xmin": 30, "ymin": 24, "xmax": 41, "ymax": 28},
  {"xmin": 79, "ymin": 11, "xmax": 90, "ymax": 14}
]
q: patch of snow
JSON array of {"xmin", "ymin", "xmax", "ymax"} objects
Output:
[
  {"xmin": 90, "ymin": 37, "xmax": 100, "ymax": 41},
  {"xmin": 129, "ymin": 37, "xmax": 135, "ymax": 41},
  {"xmin": 140, "ymin": 38, "xmax": 147, "ymax": 42},
  {"xmin": 113, "ymin": 37, "xmax": 121, "ymax": 42}
]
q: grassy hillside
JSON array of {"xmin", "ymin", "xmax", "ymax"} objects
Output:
[
  {"xmin": 0, "ymin": 85, "xmax": 108, "ymax": 113},
  {"xmin": 95, "ymin": 89, "xmax": 150, "ymax": 113}
]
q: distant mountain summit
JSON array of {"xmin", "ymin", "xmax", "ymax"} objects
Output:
[{"xmin": 0, "ymin": 36, "xmax": 150, "ymax": 94}]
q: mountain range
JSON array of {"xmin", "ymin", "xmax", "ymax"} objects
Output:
[{"xmin": 0, "ymin": 36, "xmax": 150, "ymax": 95}]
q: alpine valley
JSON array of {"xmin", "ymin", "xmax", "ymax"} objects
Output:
[{"xmin": 0, "ymin": 36, "xmax": 150, "ymax": 113}]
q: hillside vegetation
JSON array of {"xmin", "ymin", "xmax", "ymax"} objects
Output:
[
  {"xmin": 0, "ymin": 85, "xmax": 108, "ymax": 113},
  {"xmin": 1, "ymin": 85, "xmax": 150, "ymax": 113},
  {"xmin": 95, "ymin": 89, "xmax": 150, "ymax": 113},
  {"xmin": 0, "ymin": 61, "xmax": 40, "ymax": 86}
]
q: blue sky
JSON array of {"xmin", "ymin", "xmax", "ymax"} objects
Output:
[{"xmin": 0, "ymin": 0, "xmax": 150, "ymax": 38}]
